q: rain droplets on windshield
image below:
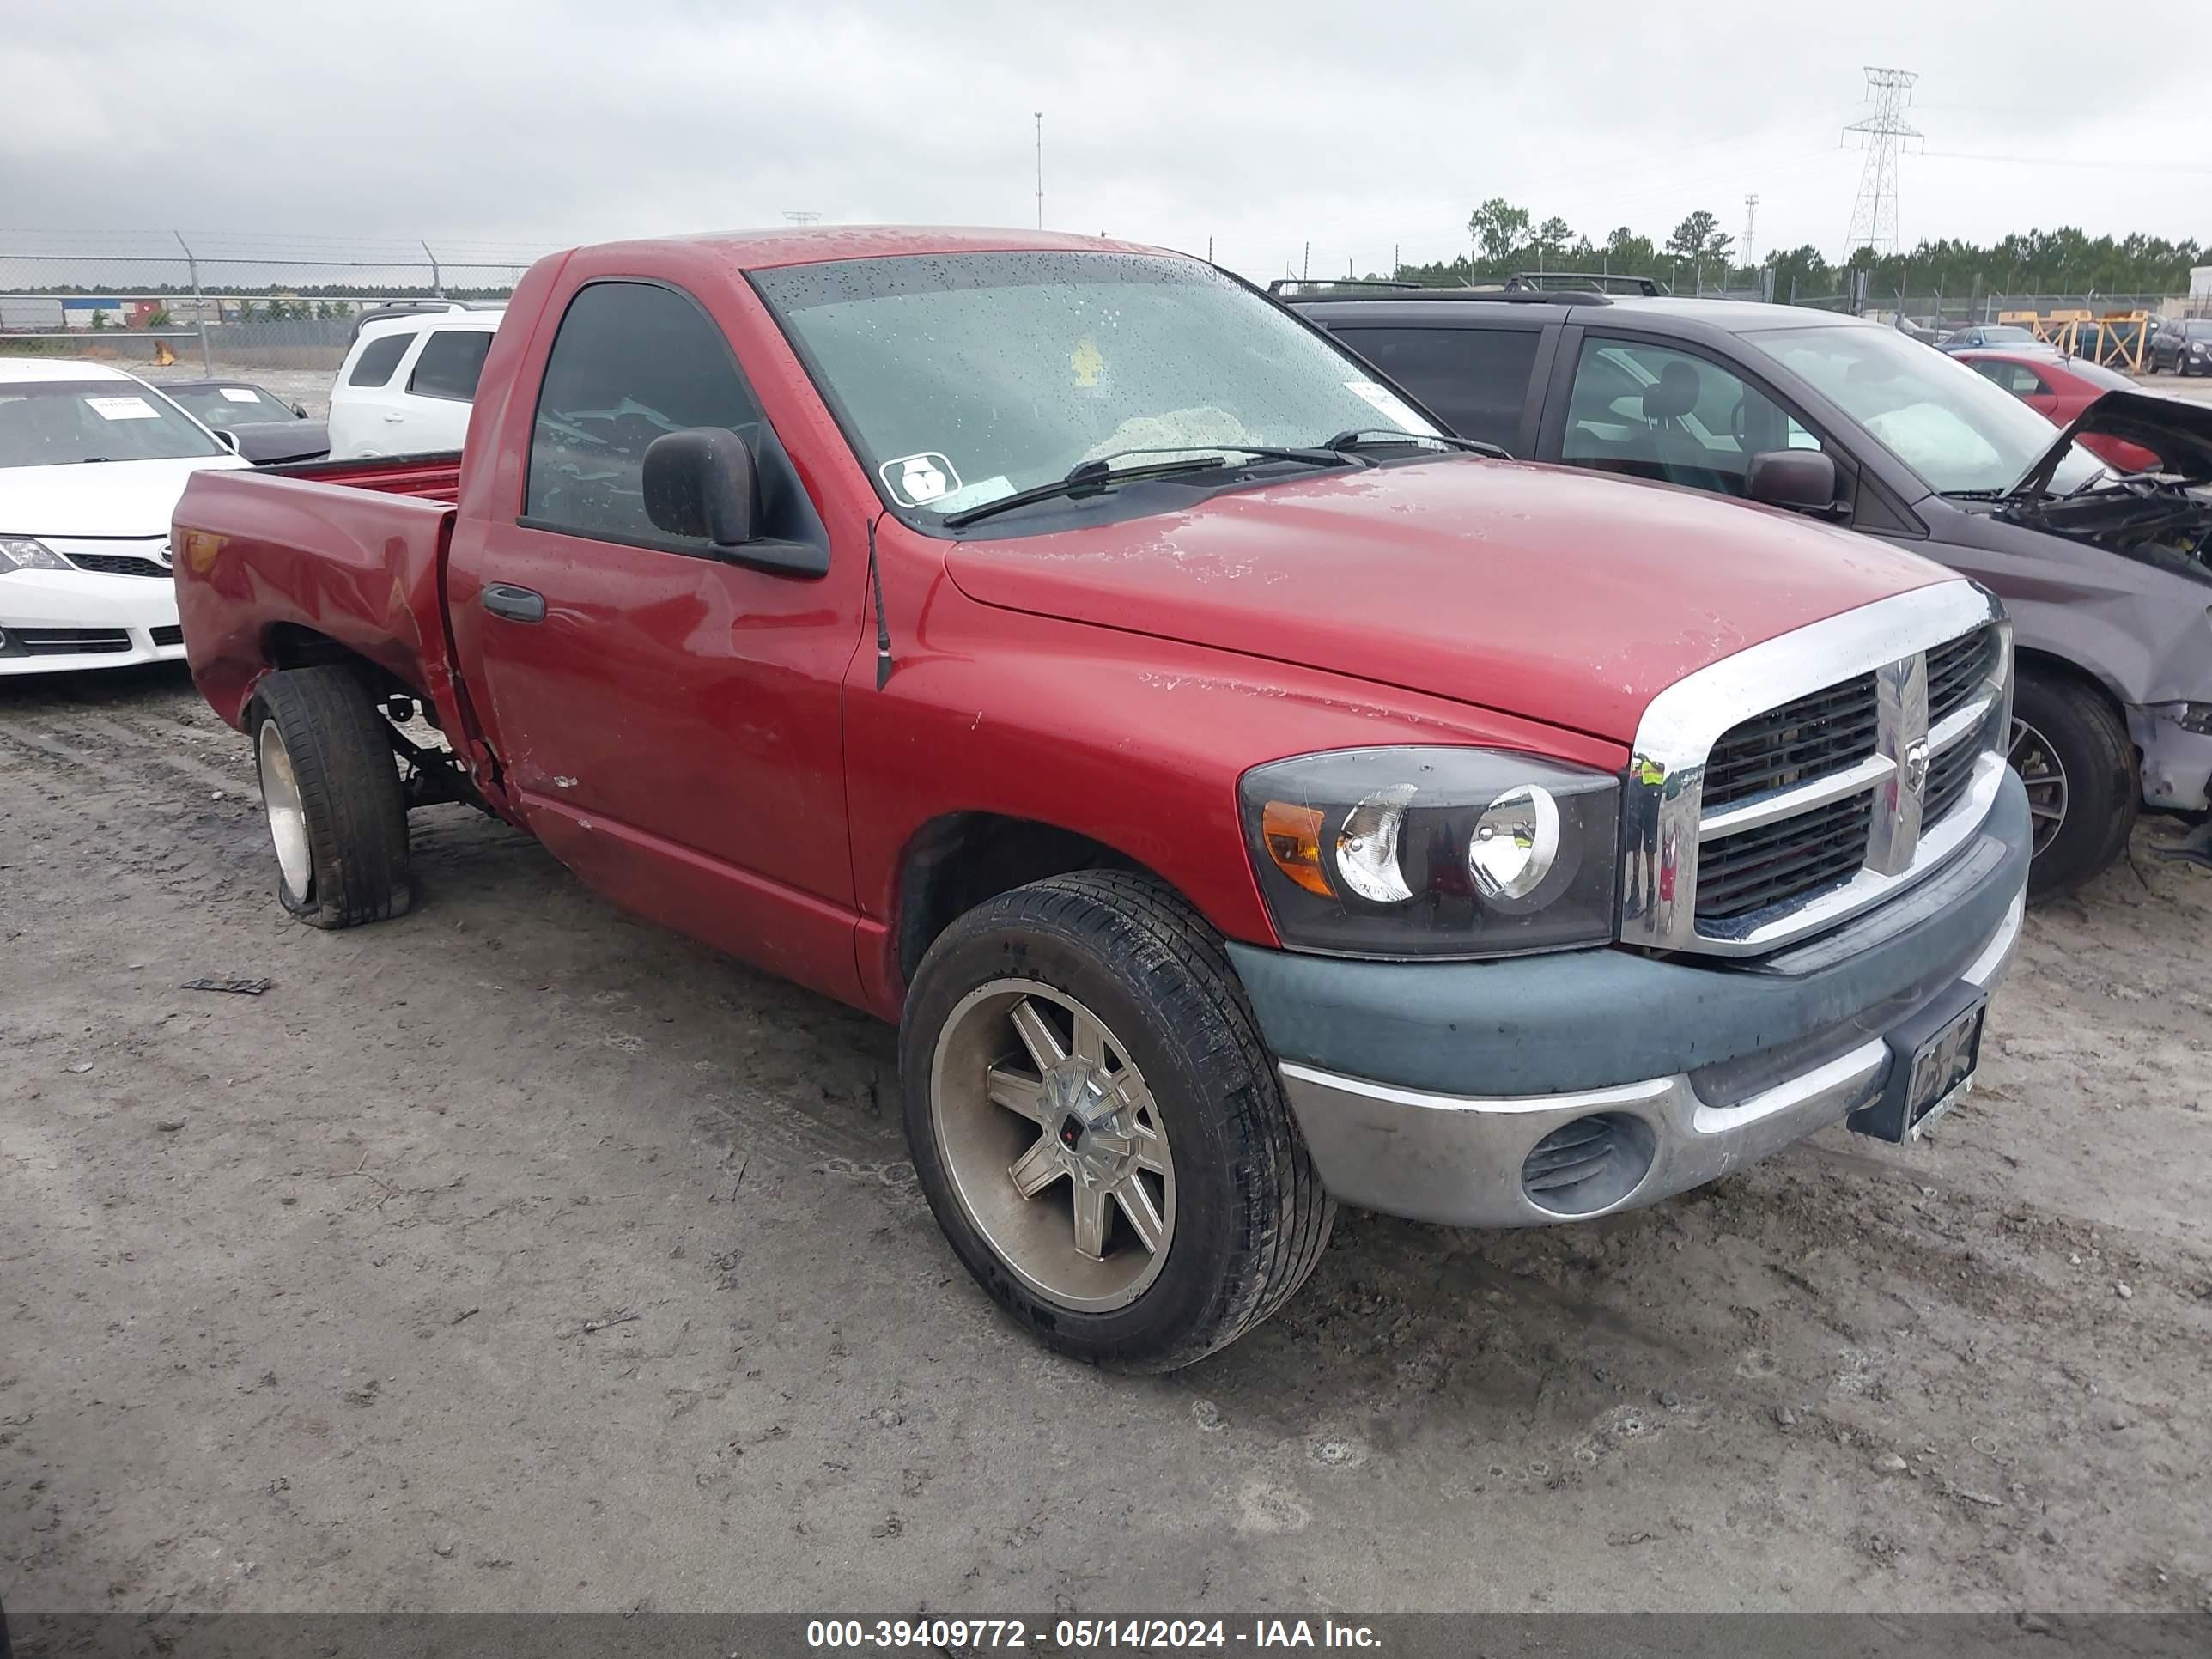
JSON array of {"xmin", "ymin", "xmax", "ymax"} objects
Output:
[{"xmin": 754, "ymin": 252, "xmax": 1437, "ymax": 522}]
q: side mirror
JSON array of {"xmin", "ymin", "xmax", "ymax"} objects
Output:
[
  {"xmin": 214, "ymin": 429, "xmax": 241, "ymax": 455},
  {"xmin": 1746, "ymin": 449, "xmax": 1838, "ymax": 513},
  {"xmin": 642, "ymin": 428, "xmax": 757, "ymax": 547},
  {"xmin": 292, "ymin": 402, "xmax": 309, "ymax": 418}
]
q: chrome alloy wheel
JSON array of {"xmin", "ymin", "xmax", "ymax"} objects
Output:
[
  {"xmin": 257, "ymin": 718, "xmax": 312, "ymax": 903},
  {"xmin": 2008, "ymin": 715, "xmax": 2069, "ymax": 857},
  {"xmin": 928, "ymin": 978, "xmax": 1175, "ymax": 1312}
]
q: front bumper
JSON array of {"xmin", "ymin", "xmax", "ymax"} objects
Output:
[
  {"xmin": 0, "ymin": 568, "xmax": 184, "ymax": 676},
  {"xmin": 2129, "ymin": 702, "xmax": 2212, "ymax": 814},
  {"xmin": 1232, "ymin": 769, "xmax": 2032, "ymax": 1228}
]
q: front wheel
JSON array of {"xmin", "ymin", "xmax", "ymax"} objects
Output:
[
  {"xmin": 2011, "ymin": 672, "xmax": 2136, "ymax": 899},
  {"xmin": 249, "ymin": 665, "xmax": 412, "ymax": 928},
  {"xmin": 901, "ymin": 872, "xmax": 1333, "ymax": 1372}
]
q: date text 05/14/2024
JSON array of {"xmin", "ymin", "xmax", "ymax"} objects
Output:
[{"xmin": 805, "ymin": 1618, "xmax": 1381, "ymax": 1649}]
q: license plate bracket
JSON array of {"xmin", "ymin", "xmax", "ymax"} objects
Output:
[{"xmin": 1848, "ymin": 981, "xmax": 1987, "ymax": 1144}]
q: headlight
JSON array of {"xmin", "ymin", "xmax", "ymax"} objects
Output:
[
  {"xmin": 0, "ymin": 537, "xmax": 70, "ymax": 573},
  {"xmin": 1240, "ymin": 747, "xmax": 1620, "ymax": 957}
]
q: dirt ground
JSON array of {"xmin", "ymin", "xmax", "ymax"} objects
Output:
[{"xmin": 2, "ymin": 666, "xmax": 2207, "ymax": 1618}]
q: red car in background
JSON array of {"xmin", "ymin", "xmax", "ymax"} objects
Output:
[{"xmin": 1955, "ymin": 347, "xmax": 2160, "ymax": 472}]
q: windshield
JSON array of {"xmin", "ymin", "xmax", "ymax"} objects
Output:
[
  {"xmin": 1746, "ymin": 325, "xmax": 2105, "ymax": 495},
  {"xmin": 0, "ymin": 378, "xmax": 225, "ymax": 468},
  {"xmin": 163, "ymin": 383, "xmax": 295, "ymax": 427},
  {"xmin": 753, "ymin": 252, "xmax": 1439, "ymax": 524}
]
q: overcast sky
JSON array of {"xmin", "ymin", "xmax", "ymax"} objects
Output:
[{"xmin": 5, "ymin": 0, "xmax": 2207, "ymax": 283}]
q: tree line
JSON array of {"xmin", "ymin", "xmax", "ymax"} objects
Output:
[{"xmin": 1384, "ymin": 198, "xmax": 2206, "ymax": 298}]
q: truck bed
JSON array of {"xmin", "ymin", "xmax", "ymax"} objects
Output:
[
  {"xmin": 259, "ymin": 450, "xmax": 465, "ymax": 502},
  {"xmin": 173, "ymin": 456, "xmax": 469, "ymax": 741}
]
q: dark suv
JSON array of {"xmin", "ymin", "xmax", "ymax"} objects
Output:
[
  {"xmin": 1285, "ymin": 284, "xmax": 2212, "ymax": 894},
  {"xmin": 2150, "ymin": 317, "xmax": 2212, "ymax": 376}
]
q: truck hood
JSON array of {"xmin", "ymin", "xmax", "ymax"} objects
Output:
[
  {"xmin": 944, "ymin": 459, "xmax": 1951, "ymax": 743},
  {"xmin": 2013, "ymin": 388, "xmax": 2212, "ymax": 496},
  {"xmin": 0, "ymin": 453, "xmax": 252, "ymax": 538}
]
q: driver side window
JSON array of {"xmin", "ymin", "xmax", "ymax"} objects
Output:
[
  {"xmin": 526, "ymin": 281, "xmax": 765, "ymax": 544},
  {"xmin": 1561, "ymin": 337, "xmax": 1818, "ymax": 497}
]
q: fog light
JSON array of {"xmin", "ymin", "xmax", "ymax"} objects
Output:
[
  {"xmin": 1521, "ymin": 1113, "xmax": 1657, "ymax": 1217},
  {"xmin": 1469, "ymin": 784, "xmax": 1559, "ymax": 900}
]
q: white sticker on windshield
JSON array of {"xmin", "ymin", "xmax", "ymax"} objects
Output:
[
  {"xmin": 218, "ymin": 386, "xmax": 259, "ymax": 403},
  {"xmin": 927, "ymin": 475, "xmax": 1015, "ymax": 514},
  {"xmin": 86, "ymin": 395, "xmax": 160, "ymax": 422},
  {"xmin": 880, "ymin": 452, "xmax": 961, "ymax": 507},
  {"xmin": 1344, "ymin": 380, "xmax": 1437, "ymax": 436}
]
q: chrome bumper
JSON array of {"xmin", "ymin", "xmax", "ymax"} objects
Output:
[{"xmin": 1278, "ymin": 890, "xmax": 2023, "ymax": 1229}]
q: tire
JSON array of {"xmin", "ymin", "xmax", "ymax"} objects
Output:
[
  {"xmin": 2011, "ymin": 671, "xmax": 2136, "ymax": 900},
  {"xmin": 901, "ymin": 871, "xmax": 1334, "ymax": 1372},
  {"xmin": 248, "ymin": 665, "xmax": 412, "ymax": 928}
]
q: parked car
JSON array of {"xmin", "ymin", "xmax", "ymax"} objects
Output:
[
  {"xmin": 1954, "ymin": 348, "xmax": 2159, "ymax": 471},
  {"xmin": 326, "ymin": 311, "xmax": 502, "ymax": 459},
  {"xmin": 176, "ymin": 228, "xmax": 2032, "ymax": 1370},
  {"xmin": 1937, "ymin": 323, "xmax": 2039, "ymax": 354},
  {"xmin": 1, "ymin": 359, "xmax": 249, "ymax": 673},
  {"xmin": 1290, "ymin": 287, "xmax": 2212, "ymax": 894},
  {"xmin": 2148, "ymin": 317, "xmax": 2212, "ymax": 375},
  {"xmin": 156, "ymin": 379, "xmax": 329, "ymax": 465},
  {"xmin": 346, "ymin": 299, "xmax": 502, "ymax": 344}
]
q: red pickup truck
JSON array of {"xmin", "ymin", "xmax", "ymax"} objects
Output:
[{"xmin": 175, "ymin": 228, "xmax": 2031, "ymax": 1370}]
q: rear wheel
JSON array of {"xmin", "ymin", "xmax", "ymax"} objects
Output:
[
  {"xmin": 2011, "ymin": 672, "xmax": 2136, "ymax": 899},
  {"xmin": 902, "ymin": 872, "xmax": 1333, "ymax": 1372},
  {"xmin": 249, "ymin": 666, "xmax": 411, "ymax": 928}
]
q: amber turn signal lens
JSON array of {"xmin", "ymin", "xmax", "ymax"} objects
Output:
[{"xmin": 1261, "ymin": 800, "xmax": 1332, "ymax": 897}]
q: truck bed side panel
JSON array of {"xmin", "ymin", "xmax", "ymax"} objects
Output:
[{"xmin": 174, "ymin": 468, "xmax": 462, "ymax": 736}]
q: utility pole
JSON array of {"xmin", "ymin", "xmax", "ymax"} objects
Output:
[
  {"xmin": 1206, "ymin": 236, "xmax": 1213, "ymax": 264},
  {"xmin": 1742, "ymin": 193, "xmax": 1759, "ymax": 273},
  {"xmin": 1033, "ymin": 112, "xmax": 1043, "ymax": 230},
  {"xmin": 1843, "ymin": 67, "xmax": 1922, "ymax": 258},
  {"xmin": 1303, "ymin": 241, "xmax": 1310, "ymax": 281}
]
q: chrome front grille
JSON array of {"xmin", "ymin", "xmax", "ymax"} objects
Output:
[
  {"xmin": 1701, "ymin": 673, "xmax": 1881, "ymax": 808},
  {"xmin": 1621, "ymin": 585, "xmax": 2012, "ymax": 957},
  {"xmin": 1696, "ymin": 787, "xmax": 1875, "ymax": 923}
]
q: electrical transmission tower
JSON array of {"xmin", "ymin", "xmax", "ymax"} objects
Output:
[
  {"xmin": 1742, "ymin": 193, "xmax": 1759, "ymax": 270},
  {"xmin": 1842, "ymin": 68, "xmax": 1921, "ymax": 256},
  {"xmin": 782, "ymin": 210, "xmax": 822, "ymax": 226}
]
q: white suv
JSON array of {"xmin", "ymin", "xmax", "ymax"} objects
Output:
[{"xmin": 327, "ymin": 311, "xmax": 503, "ymax": 459}]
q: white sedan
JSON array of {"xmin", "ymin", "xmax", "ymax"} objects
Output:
[{"xmin": 1, "ymin": 358, "xmax": 250, "ymax": 674}]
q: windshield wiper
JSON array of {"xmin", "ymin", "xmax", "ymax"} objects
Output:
[
  {"xmin": 939, "ymin": 444, "xmax": 1352, "ymax": 529},
  {"xmin": 1323, "ymin": 428, "xmax": 1509, "ymax": 459}
]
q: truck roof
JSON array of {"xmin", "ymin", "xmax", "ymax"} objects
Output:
[
  {"xmin": 0, "ymin": 357, "xmax": 142, "ymax": 386},
  {"xmin": 590, "ymin": 225, "xmax": 1173, "ymax": 273}
]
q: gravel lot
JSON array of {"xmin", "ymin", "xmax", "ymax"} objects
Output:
[{"xmin": 2, "ymin": 664, "xmax": 2207, "ymax": 1617}]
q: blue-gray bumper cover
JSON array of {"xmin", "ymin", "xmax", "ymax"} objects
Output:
[{"xmin": 1228, "ymin": 769, "xmax": 2032, "ymax": 1226}]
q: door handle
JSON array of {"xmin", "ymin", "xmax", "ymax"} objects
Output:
[
  {"xmin": 481, "ymin": 583, "xmax": 546, "ymax": 623},
  {"xmin": 384, "ymin": 411, "xmax": 406, "ymax": 422}
]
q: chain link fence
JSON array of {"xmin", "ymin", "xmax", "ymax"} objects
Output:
[
  {"xmin": 8, "ymin": 233, "xmax": 2205, "ymax": 379},
  {"xmin": 0, "ymin": 234, "xmax": 551, "ymax": 374}
]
